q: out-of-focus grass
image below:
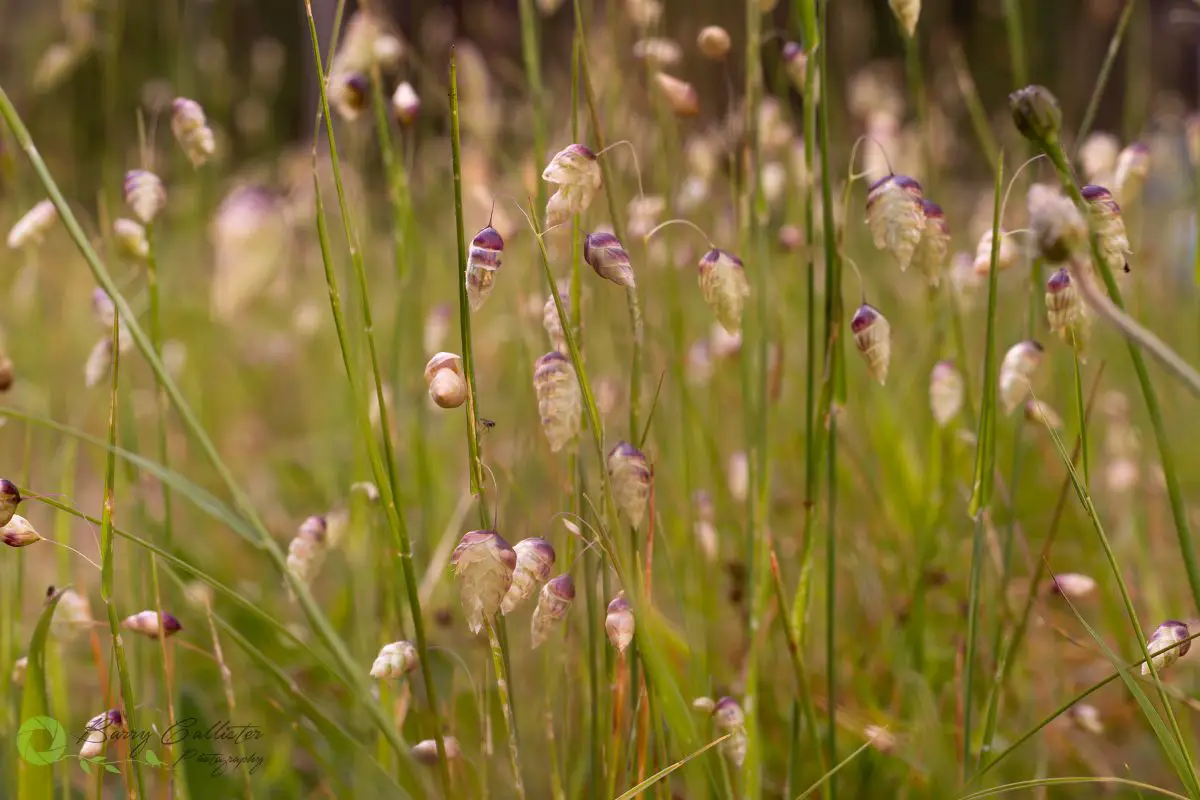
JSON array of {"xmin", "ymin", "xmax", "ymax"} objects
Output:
[{"xmin": 2, "ymin": 0, "xmax": 1200, "ymax": 798}]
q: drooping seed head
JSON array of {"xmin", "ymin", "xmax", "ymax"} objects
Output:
[
  {"xmin": 1142, "ymin": 620, "xmax": 1191, "ymax": 676},
  {"xmin": 1079, "ymin": 132, "xmax": 1120, "ymax": 185},
  {"xmin": 450, "ymin": 530, "xmax": 517, "ymax": 635},
  {"xmin": 1009, "ymin": 85, "xmax": 1062, "ymax": 143},
  {"xmin": 171, "ymin": 97, "xmax": 216, "ymax": 167},
  {"xmin": 51, "ymin": 588, "xmax": 93, "ymax": 642},
  {"xmin": 1068, "ymin": 703, "xmax": 1104, "ymax": 735},
  {"xmin": 692, "ymin": 696, "xmax": 716, "ymax": 713},
  {"xmin": 929, "ymin": 360, "xmax": 964, "ymax": 427},
  {"xmin": 1049, "ymin": 572, "xmax": 1097, "ymax": 598},
  {"xmin": 782, "ymin": 42, "xmax": 808, "ymax": 93},
  {"xmin": 531, "ymin": 574, "xmax": 575, "ymax": 649},
  {"xmin": 79, "ymin": 709, "xmax": 126, "ymax": 759},
  {"xmin": 698, "ymin": 248, "xmax": 751, "ymax": 334},
  {"xmin": 999, "ymin": 341, "xmax": 1044, "ymax": 414},
  {"xmin": 887, "ymin": 0, "xmax": 921, "ymax": 37},
  {"xmin": 0, "ymin": 479, "xmax": 22, "ymax": 527},
  {"xmin": 697, "ymin": 26, "xmax": 732, "ymax": 60},
  {"xmin": 84, "ymin": 337, "xmax": 115, "ymax": 389},
  {"xmin": 112, "ymin": 218, "xmax": 149, "ymax": 260},
  {"xmin": 850, "ymin": 303, "xmax": 892, "ymax": 386},
  {"xmin": 6, "ymin": 200, "xmax": 58, "ymax": 250},
  {"xmin": 286, "ymin": 515, "xmax": 329, "ymax": 586},
  {"xmin": 584, "ymin": 231, "xmax": 636, "ymax": 288},
  {"xmin": 605, "ymin": 592, "xmax": 635, "ymax": 653},
  {"xmin": 424, "ymin": 352, "xmax": 467, "ymax": 409},
  {"xmin": 1028, "ymin": 183, "xmax": 1086, "ymax": 263},
  {"xmin": 369, "ymin": 640, "xmax": 418, "ymax": 679},
  {"xmin": 466, "ymin": 225, "xmax": 504, "ymax": 311},
  {"xmin": 412, "ymin": 736, "xmax": 461, "ymax": 765},
  {"xmin": 533, "ymin": 352, "xmax": 582, "ymax": 452},
  {"xmin": 608, "ymin": 442, "xmax": 652, "ymax": 529},
  {"xmin": 912, "ymin": 199, "xmax": 949, "ymax": 286},
  {"xmin": 329, "ymin": 72, "xmax": 370, "ymax": 121},
  {"xmin": 121, "ymin": 610, "xmax": 183, "ymax": 639},
  {"xmin": 542, "ymin": 288, "xmax": 572, "ymax": 353},
  {"xmin": 1, "ymin": 515, "xmax": 41, "ymax": 548},
  {"xmin": 972, "ymin": 229, "xmax": 1021, "ymax": 275},
  {"xmin": 653, "ymin": 72, "xmax": 700, "ymax": 116},
  {"xmin": 12, "ymin": 656, "xmax": 27, "ymax": 686},
  {"xmin": 501, "ymin": 538, "xmax": 557, "ymax": 614},
  {"xmin": 391, "ymin": 81, "xmax": 420, "ymax": 125},
  {"xmin": 1114, "ymin": 141, "xmax": 1150, "ymax": 205},
  {"xmin": 865, "ymin": 174, "xmax": 925, "ymax": 271},
  {"xmin": 865, "ymin": 725, "xmax": 897, "ymax": 753},
  {"xmin": 726, "ymin": 451, "xmax": 749, "ymax": 502},
  {"xmin": 1080, "ymin": 184, "xmax": 1132, "ymax": 273},
  {"xmin": 543, "ymin": 144, "xmax": 602, "ymax": 188},
  {"xmin": 1045, "ymin": 267, "xmax": 1090, "ymax": 350},
  {"xmin": 633, "ymin": 37, "xmax": 683, "ymax": 68},
  {"xmin": 712, "ymin": 697, "xmax": 748, "ymax": 766},
  {"xmin": 123, "ymin": 170, "xmax": 166, "ymax": 224},
  {"xmin": 1024, "ymin": 399, "xmax": 1063, "ymax": 430}
]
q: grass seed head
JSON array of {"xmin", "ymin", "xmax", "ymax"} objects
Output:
[
  {"xmin": 533, "ymin": 352, "xmax": 582, "ymax": 452},
  {"xmin": 1142, "ymin": 620, "xmax": 1190, "ymax": 676},
  {"xmin": 887, "ymin": 0, "xmax": 921, "ymax": 37},
  {"xmin": 692, "ymin": 696, "xmax": 716, "ymax": 713},
  {"xmin": 542, "ymin": 288, "xmax": 571, "ymax": 353},
  {"xmin": 633, "ymin": 37, "xmax": 682, "ymax": 68},
  {"xmin": 584, "ymin": 231, "xmax": 636, "ymax": 288},
  {"xmin": 80, "ymin": 710, "xmax": 125, "ymax": 759},
  {"xmin": 0, "ymin": 479, "xmax": 22, "ymax": 526},
  {"xmin": 121, "ymin": 610, "xmax": 183, "ymax": 639},
  {"xmin": 451, "ymin": 530, "xmax": 517, "ymax": 635},
  {"xmin": 1024, "ymin": 399, "xmax": 1063, "ymax": 430},
  {"xmin": 851, "ymin": 303, "xmax": 892, "ymax": 386},
  {"xmin": 502, "ymin": 538, "xmax": 557, "ymax": 615},
  {"xmin": 625, "ymin": 0, "xmax": 664, "ymax": 29},
  {"xmin": 698, "ymin": 249, "xmax": 750, "ymax": 334},
  {"xmin": 972, "ymin": 229, "xmax": 1020, "ymax": 276},
  {"xmin": 413, "ymin": 736, "xmax": 461, "ymax": 764},
  {"xmin": 83, "ymin": 337, "xmax": 114, "ymax": 389},
  {"xmin": 1049, "ymin": 572, "xmax": 1097, "ymax": 598},
  {"xmin": 866, "ymin": 174, "xmax": 926, "ymax": 271},
  {"xmin": 391, "ymin": 81, "xmax": 420, "ymax": 125},
  {"xmin": 0, "ymin": 353, "xmax": 12, "ymax": 392},
  {"xmin": 329, "ymin": 72, "xmax": 369, "ymax": 121},
  {"xmin": 999, "ymin": 340, "xmax": 1044, "ymax": 414},
  {"xmin": 1028, "ymin": 183, "xmax": 1086, "ymax": 263},
  {"xmin": 1081, "ymin": 184, "xmax": 1132, "ymax": 272},
  {"xmin": 424, "ymin": 352, "xmax": 467, "ymax": 409},
  {"xmin": 605, "ymin": 592, "xmax": 635, "ymax": 653},
  {"xmin": 1079, "ymin": 132, "xmax": 1120, "ymax": 185},
  {"xmin": 929, "ymin": 360, "xmax": 963, "ymax": 427},
  {"xmin": 113, "ymin": 218, "xmax": 149, "ymax": 260},
  {"xmin": 287, "ymin": 515, "xmax": 328, "ymax": 586},
  {"xmin": 51, "ymin": 588, "xmax": 93, "ymax": 642},
  {"xmin": 11, "ymin": 656, "xmax": 26, "ymax": 686},
  {"xmin": 697, "ymin": 26, "xmax": 732, "ymax": 60},
  {"xmin": 864, "ymin": 725, "xmax": 897, "ymax": 753},
  {"xmin": 713, "ymin": 696, "xmax": 747, "ymax": 766},
  {"xmin": 1069, "ymin": 703, "xmax": 1104, "ymax": 735},
  {"xmin": 627, "ymin": 194, "xmax": 666, "ymax": 238},
  {"xmin": 912, "ymin": 199, "xmax": 949, "ymax": 286},
  {"xmin": 1009, "ymin": 85, "xmax": 1062, "ymax": 144},
  {"xmin": 653, "ymin": 72, "xmax": 700, "ymax": 117},
  {"xmin": 123, "ymin": 169, "xmax": 166, "ymax": 224},
  {"xmin": 171, "ymin": 97, "xmax": 216, "ymax": 167},
  {"xmin": 1045, "ymin": 267, "xmax": 1091, "ymax": 350},
  {"xmin": 1, "ymin": 514, "xmax": 41, "ymax": 548},
  {"xmin": 466, "ymin": 224, "xmax": 503, "ymax": 311},
  {"xmin": 609, "ymin": 442, "xmax": 652, "ymax": 529},
  {"xmin": 782, "ymin": 42, "xmax": 808, "ymax": 93},
  {"xmin": 1114, "ymin": 141, "xmax": 1149, "ymax": 205},
  {"xmin": 370, "ymin": 640, "xmax": 418, "ymax": 679},
  {"xmin": 6, "ymin": 199, "xmax": 58, "ymax": 250},
  {"xmin": 531, "ymin": 574, "xmax": 575, "ymax": 649}
]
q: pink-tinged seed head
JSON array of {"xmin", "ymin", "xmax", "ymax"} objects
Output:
[{"xmin": 546, "ymin": 574, "xmax": 575, "ymax": 600}]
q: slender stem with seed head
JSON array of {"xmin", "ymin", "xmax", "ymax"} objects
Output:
[{"xmin": 488, "ymin": 619, "xmax": 526, "ymax": 798}]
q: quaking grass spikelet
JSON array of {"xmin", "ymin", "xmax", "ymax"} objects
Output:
[
  {"xmin": 0, "ymin": 479, "xmax": 22, "ymax": 526},
  {"xmin": 121, "ymin": 610, "xmax": 183, "ymax": 639},
  {"xmin": 1045, "ymin": 267, "xmax": 1090, "ymax": 351},
  {"xmin": 1081, "ymin": 184, "xmax": 1132, "ymax": 273},
  {"xmin": 466, "ymin": 224, "xmax": 504, "ymax": 312},
  {"xmin": 543, "ymin": 143, "xmax": 602, "ymax": 226},
  {"xmin": 913, "ymin": 199, "xmax": 949, "ymax": 286},
  {"xmin": 1, "ymin": 515, "xmax": 41, "ymax": 548},
  {"xmin": 171, "ymin": 97, "xmax": 216, "ymax": 167},
  {"xmin": 530, "ymin": 574, "xmax": 575, "ymax": 649},
  {"xmin": 1142, "ymin": 620, "xmax": 1190, "ymax": 675},
  {"xmin": 1024, "ymin": 399, "xmax": 1063, "ymax": 430},
  {"xmin": 713, "ymin": 696, "xmax": 747, "ymax": 766},
  {"xmin": 6, "ymin": 199, "xmax": 57, "ymax": 249},
  {"xmin": 653, "ymin": 72, "xmax": 700, "ymax": 116},
  {"xmin": 79, "ymin": 710, "xmax": 124, "ymax": 759},
  {"xmin": 887, "ymin": 0, "xmax": 921, "ymax": 37},
  {"xmin": 1114, "ymin": 141, "xmax": 1149, "ymax": 205},
  {"xmin": 608, "ymin": 441, "xmax": 652, "ymax": 528},
  {"xmin": 370, "ymin": 640, "xmax": 418, "ymax": 679},
  {"xmin": 424, "ymin": 352, "xmax": 468, "ymax": 409},
  {"xmin": 697, "ymin": 26, "xmax": 731, "ymax": 60},
  {"xmin": 542, "ymin": 288, "xmax": 571, "ymax": 353},
  {"xmin": 866, "ymin": 174, "xmax": 925, "ymax": 271},
  {"xmin": 413, "ymin": 737, "xmax": 461, "ymax": 764},
  {"xmin": 451, "ymin": 530, "xmax": 517, "ymax": 635},
  {"xmin": 1028, "ymin": 183, "xmax": 1086, "ymax": 263},
  {"xmin": 391, "ymin": 82, "xmax": 420, "ymax": 125},
  {"xmin": 851, "ymin": 303, "xmax": 892, "ymax": 385},
  {"xmin": 501, "ymin": 538, "xmax": 556, "ymax": 614},
  {"xmin": 929, "ymin": 360, "xmax": 964, "ymax": 426},
  {"xmin": 605, "ymin": 591, "xmax": 634, "ymax": 653},
  {"xmin": 533, "ymin": 351, "xmax": 582, "ymax": 452},
  {"xmin": 584, "ymin": 231, "xmax": 636, "ymax": 287},
  {"xmin": 999, "ymin": 340, "xmax": 1044, "ymax": 414},
  {"xmin": 1049, "ymin": 573, "xmax": 1097, "ymax": 598},
  {"xmin": 286, "ymin": 514, "xmax": 328, "ymax": 586},
  {"xmin": 698, "ymin": 248, "xmax": 750, "ymax": 334},
  {"xmin": 972, "ymin": 228, "xmax": 1020, "ymax": 275},
  {"xmin": 112, "ymin": 218, "xmax": 148, "ymax": 260},
  {"xmin": 123, "ymin": 169, "xmax": 166, "ymax": 224}
]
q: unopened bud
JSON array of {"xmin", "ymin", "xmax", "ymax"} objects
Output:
[
  {"xmin": 121, "ymin": 610, "xmax": 183, "ymax": 639},
  {"xmin": 391, "ymin": 81, "xmax": 420, "ymax": 125},
  {"xmin": 697, "ymin": 26, "xmax": 731, "ymax": 60},
  {"xmin": 712, "ymin": 697, "xmax": 747, "ymax": 766},
  {"xmin": 692, "ymin": 696, "xmax": 716, "ymax": 713},
  {"xmin": 330, "ymin": 72, "xmax": 369, "ymax": 121},
  {"xmin": 1009, "ymin": 85, "xmax": 1062, "ymax": 144},
  {"xmin": 972, "ymin": 229, "xmax": 1020, "ymax": 275},
  {"xmin": 782, "ymin": 42, "xmax": 808, "ymax": 93},
  {"xmin": 913, "ymin": 199, "xmax": 949, "ymax": 286},
  {"xmin": 1045, "ymin": 267, "xmax": 1090, "ymax": 350},
  {"xmin": 424, "ymin": 352, "xmax": 467, "ymax": 409},
  {"xmin": 1068, "ymin": 703, "xmax": 1104, "ymax": 735},
  {"xmin": 286, "ymin": 515, "xmax": 328, "ymax": 586},
  {"xmin": 370, "ymin": 640, "xmax": 418, "ymax": 679}
]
